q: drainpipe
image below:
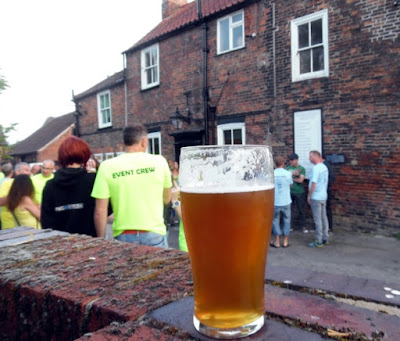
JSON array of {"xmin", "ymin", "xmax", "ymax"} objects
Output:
[
  {"xmin": 198, "ymin": 0, "xmax": 209, "ymax": 145},
  {"xmin": 72, "ymin": 90, "xmax": 81, "ymax": 137},
  {"xmin": 123, "ymin": 53, "xmax": 128, "ymax": 127}
]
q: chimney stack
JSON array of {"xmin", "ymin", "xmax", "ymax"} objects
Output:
[{"xmin": 162, "ymin": 0, "xmax": 188, "ymax": 19}]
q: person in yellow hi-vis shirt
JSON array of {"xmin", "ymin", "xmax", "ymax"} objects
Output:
[
  {"xmin": 7, "ymin": 174, "xmax": 41, "ymax": 229},
  {"xmin": 92, "ymin": 124, "xmax": 172, "ymax": 248},
  {"xmin": 31, "ymin": 159, "xmax": 55, "ymax": 204},
  {"xmin": 0, "ymin": 162, "xmax": 31, "ymax": 229}
]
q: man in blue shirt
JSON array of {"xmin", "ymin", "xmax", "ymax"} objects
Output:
[
  {"xmin": 271, "ymin": 156, "xmax": 293, "ymax": 248},
  {"xmin": 307, "ymin": 151, "xmax": 329, "ymax": 247}
]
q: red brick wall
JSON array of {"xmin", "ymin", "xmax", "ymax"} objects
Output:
[
  {"xmin": 78, "ymin": 84, "xmax": 126, "ymax": 155},
  {"xmin": 37, "ymin": 127, "xmax": 74, "ymax": 162},
  {"xmin": 125, "ymin": 24, "xmax": 204, "ymax": 158},
  {"xmin": 77, "ymin": 0, "xmax": 400, "ymax": 234}
]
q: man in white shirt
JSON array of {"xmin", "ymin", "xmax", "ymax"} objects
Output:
[
  {"xmin": 271, "ymin": 156, "xmax": 293, "ymax": 248},
  {"xmin": 307, "ymin": 150, "xmax": 329, "ymax": 247}
]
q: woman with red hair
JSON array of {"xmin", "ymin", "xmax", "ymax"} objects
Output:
[{"xmin": 41, "ymin": 136, "xmax": 97, "ymax": 236}]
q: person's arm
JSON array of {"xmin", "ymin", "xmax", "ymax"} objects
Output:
[
  {"xmin": 94, "ymin": 198, "xmax": 109, "ymax": 238},
  {"xmin": 0, "ymin": 196, "xmax": 7, "ymax": 207},
  {"xmin": 21, "ymin": 196, "xmax": 41, "ymax": 220},
  {"xmin": 307, "ymin": 182, "xmax": 317, "ymax": 204},
  {"xmin": 163, "ymin": 187, "xmax": 172, "ymax": 205},
  {"xmin": 171, "ymin": 182, "xmax": 182, "ymax": 220},
  {"xmin": 293, "ymin": 174, "xmax": 305, "ymax": 184}
]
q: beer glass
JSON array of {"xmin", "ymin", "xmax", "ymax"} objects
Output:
[{"xmin": 179, "ymin": 145, "xmax": 274, "ymax": 339}]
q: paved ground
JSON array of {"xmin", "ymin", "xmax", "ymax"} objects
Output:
[{"xmin": 167, "ymin": 224, "xmax": 400, "ymax": 284}]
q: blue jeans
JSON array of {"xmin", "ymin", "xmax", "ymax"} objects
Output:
[
  {"xmin": 272, "ymin": 205, "xmax": 291, "ymax": 236},
  {"xmin": 310, "ymin": 199, "xmax": 329, "ymax": 244},
  {"xmin": 115, "ymin": 231, "xmax": 169, "ymax": 248}
]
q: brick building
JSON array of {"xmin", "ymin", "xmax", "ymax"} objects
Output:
[
  {"xmin": 73, "ymin": 0, "xmax": 400, "ymax": 234},
  {"xmin": 11, "ymin": 113, "xmax": 76, "ymax": 164}
]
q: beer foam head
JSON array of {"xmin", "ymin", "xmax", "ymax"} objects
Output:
[{"xmin": 179, "ymin": 145, "xmax": 274, "ymax": 191}]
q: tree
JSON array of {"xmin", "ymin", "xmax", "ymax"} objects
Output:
[
  {"xmin": 0, "ymin": 72, "xmax": 9, "ymax": 94},
  {"xmin": 0, "ymin": 72, "xmax": 17, "ymax": 160}
]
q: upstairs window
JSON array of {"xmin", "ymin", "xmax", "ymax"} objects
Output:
[
  {"xmin": 141, "ymin": 44, "xmax": 159, "ymax": 90},
  {"xmin": 147, "ymin": 132, "xmax": 161, "ymax": 155},
  {"xmin": 97, "ymin": 91, "xmax": 112, "ymax": 128},
  {"xmin": 217, "ymin": 11, "xmax": 245, "ymax": 55},
  {"xmin": 217, "ymin": 122, "xmax": 246, "ymax": 145},
  {"xmin": 291, "ymin": 9, "xmax": 329, "ymax": 82}
]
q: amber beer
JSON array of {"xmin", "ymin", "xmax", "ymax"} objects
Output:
[{"xmin": 181, "ymin": 186, "xmax": 274, "ymax": 330}]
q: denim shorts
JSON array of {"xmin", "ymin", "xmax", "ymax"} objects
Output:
[{"xmin": 115, "ymin": 231, "xmax": 168, "ymax": 248}]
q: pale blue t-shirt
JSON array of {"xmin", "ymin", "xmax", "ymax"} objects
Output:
[
  {"xmin": 309, "ymin": 162, "xmax": 329, "ymax": 201},
  {"xmin": 274, "ymin": 168, "xmax": 293, "ymax": 207}
]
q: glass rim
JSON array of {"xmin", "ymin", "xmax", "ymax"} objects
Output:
[{"xmin": 181, "ymin": 144, "xmax": 272, "ymax": 150}]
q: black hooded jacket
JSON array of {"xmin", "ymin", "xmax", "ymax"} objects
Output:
[{"xmin": 41, "ymin": 168, "xmax": 97, "ymax": 237}]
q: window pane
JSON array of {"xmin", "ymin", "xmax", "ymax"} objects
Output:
[
  {"xmin": 152, "ymin": 66, "xmax": 158, "ymax": 83},
  {"xmin": 149, "ymin": 139, "xmax": 154, "ymax": 154},
  {"xmin": 219, "ymin": 18, "xmax": 229, "ymax": 52},
  {"xmin": 151, "ymin": 49, "xmax": 157, "ymax": 66},
  {"xmin": 145, "ymin": 52, "xmax": 150, "ymax": 67},
  {"xmin": 311, "ymin": 19, "xmax": 322, "ymax": 45},
  {"xmin": 232, "ymin": 13, "xmax": 243, "ymax": 23},
  {"xmin": 299, "ymin": 50, "xmax": 311, "ymax": 74},
  {"xmin": 312, "ymin": 46, "xmax": 324, "ymax": 71},
  {"xmin": 154, "ymin": 138, "xmax": 160, "ymax": 154},
  {"xmin": 146, "ymin": 69, "xmax": 152, "ymax": 84},
  {"xmin": 233, "ymin": 129, "xmax": 242, "ymax": 144},
  {"xmin": 224, "ymin": 130, "xmax": 232, "ymax": 144},
  {"xmin": 232, "ymin": 26, "xmax": 243, "ymax": 48},
  {"xmin": 298, "ymin": 23, "xmax": 309, "ymax": 48}
]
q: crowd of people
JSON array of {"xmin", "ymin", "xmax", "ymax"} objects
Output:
[
  {"xmin": 271, "ymin": 152, "xmax": 335, "ymax": 248},
  {"xmin": 0, "ymin": 127, "xmax": 334, "ymax": 253},
  {"xmin": 0, "ymin": 125, "xmax": 184, "ymax": 250}
]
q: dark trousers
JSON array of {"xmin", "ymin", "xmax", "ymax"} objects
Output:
[
  {"xmin": 290, "ymin": 192, "xmax": 306, "ymax": 230},
  {"xmin": 326, "ymin": 189, "xmax": 333, "ymax": 231}
]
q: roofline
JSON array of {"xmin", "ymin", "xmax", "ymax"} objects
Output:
[
  {"xmin": 73, "ymin": 71, "xmax": 126, "ymax": 101},
  {"xmin": 37, "ymin": 123, "xmax": 75, "ymax": 154},
  {"xmin": 123, "ymin": 0, "xmax": 254, "ymax": 55}
]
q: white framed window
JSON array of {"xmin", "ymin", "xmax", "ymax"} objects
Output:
[
  {"xmin": 93, "ymin": 153, "xmax": 104, "ymax": 163},
  {"xmin": 97, "ymin": 90, "xmax": 112, "ymax": 128},
  {"xmin": 217, "ymin": 10, "xmax": 245, "ymax": 55},
  {"xmin": 291, "ymin": 9, "xmax": 329, "ymax": 82},
  {"xmin": 147, "ymin": 132, "xmax": 161, "ymax": 155},
  {"xmin": 141, "ymin": 44, "xmax": 160, "ymax": 90},
  {"xmin": 105, "ymin": 152, "xmax": 115, "ymax": 160},
  {"xmin": 217, "ymin": 122, "xmax": 246, "ymax": 145}
]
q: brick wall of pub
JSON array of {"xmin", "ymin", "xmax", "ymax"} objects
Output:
[
  {"xmin": 125, "ymin": 25, "xmax": 204, "ymax": 159},
  {"xmin": 78, "ymin": 84, "xmax": 126, "ymax": 155},
  {"xmin": 77, "ymin": 0, "xmax": 399, "ymax": 233},
  {"xmin": 268, "ymin": 0, "xmax": 400, "ymax": 234}
]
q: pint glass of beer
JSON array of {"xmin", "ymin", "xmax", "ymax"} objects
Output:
[{"xmin": 179, "ymin": 145, "xmax": 274, "ymax": 339}]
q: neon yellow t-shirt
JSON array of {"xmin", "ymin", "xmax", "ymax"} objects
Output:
[
  {"xmin": 91, "ymin": 152, "xmax": 172, "ymax": 237},
  {"xmin": 14, "ymin": 206, "xmax": 41, "ymax": 229},
  {"xmin": 32, "ymin": 173, "xmax": 54, "ymax": 204},
  {"xmin": 0, "ymin": 179, "xmax": 15, "ymax": 229}
]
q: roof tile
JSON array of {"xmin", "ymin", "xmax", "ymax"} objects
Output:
[
  {"xmin": 126, "ymin": 0, "xmax": 248, "ymax": 52},
  {"xmin": 12, "ymin": 113, "xmax": 76, "ymax": 155}
]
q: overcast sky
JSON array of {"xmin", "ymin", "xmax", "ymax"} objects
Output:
[{"xmin": 0, "ymin": 0, "xmax": 162, "ymax": 144}]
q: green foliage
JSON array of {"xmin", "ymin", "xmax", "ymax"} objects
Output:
[
  {"xmin": 0, "ymin": 73, "xmax": 9, "ymax": 95},
  {"xmin": 0, "ymin": 72, "xmax": 17, "ymax": 160},
  {"xmin": 0, "ymin": 123, "xmax": 18, "ymax": 160}
]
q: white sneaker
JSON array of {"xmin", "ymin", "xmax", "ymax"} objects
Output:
[{"xmin": 303, "ymin": 229, "xmax": 309, "ymax": 233}]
